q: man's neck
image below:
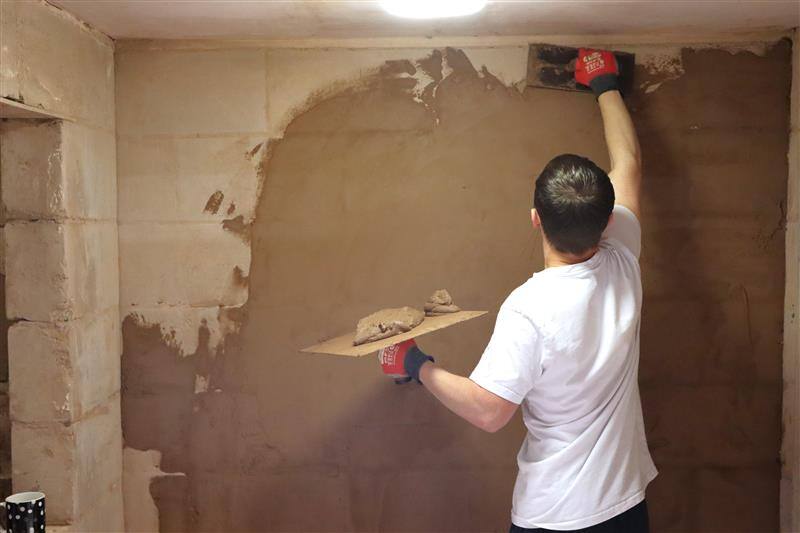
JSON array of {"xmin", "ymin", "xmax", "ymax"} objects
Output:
[{"xmin": 542, "ymin": 240, "xmax": 598, "ymax": 269}]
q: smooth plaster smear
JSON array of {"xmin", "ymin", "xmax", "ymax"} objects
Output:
[{"xmin": 120, "ymin": 41, "xmax": 790, "ymax": 531}]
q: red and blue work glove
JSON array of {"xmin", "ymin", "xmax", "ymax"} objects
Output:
[
  {"xmin": 378, "ymin": 339, "xmax": 434, "ymax": 385},
  {"xmin": 575, "ymin": 48, "xmax": 620, "ymax": 97}
]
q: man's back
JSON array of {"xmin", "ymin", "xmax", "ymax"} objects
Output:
[{"xmin": 471, "ymin": 205, "xmax": 657, "ymax": 529}]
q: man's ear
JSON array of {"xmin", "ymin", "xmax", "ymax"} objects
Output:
[{"xmin": 531, "ymin": 209, "xmax": 542, "ymax": 228}]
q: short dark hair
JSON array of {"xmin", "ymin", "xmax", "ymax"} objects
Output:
[{"xmin": 533, "ymin": 154, "xmax": 615, "ymax": 255}]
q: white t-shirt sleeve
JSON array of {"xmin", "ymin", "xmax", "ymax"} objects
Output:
[
  {"xmin": 469, "ymin": 306, "xmax": 541, "ymax": 404},
  {"xmin": 602, "ymin": 204, "xmax": 642, "ymax": 259}
]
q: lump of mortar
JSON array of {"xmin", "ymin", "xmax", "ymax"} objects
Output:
[
  {"xmin": 425, "ymin": 289, "xmax": 461, "ymax": 316},
  {"xmin": 353, "ymin": 306, "xmax": 425, "ymax": 346},
  {"xmin": 428, "ymin": 289, "xmax": 453, "ymax": 305}
]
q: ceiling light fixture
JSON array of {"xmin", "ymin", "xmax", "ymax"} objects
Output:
[{"xmin": 379, "ymin": 0, "xmax": 488, "ymax": 19}]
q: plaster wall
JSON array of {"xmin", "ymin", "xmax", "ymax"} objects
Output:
[
  {"xmin": 0, "ymin": 1, "xmax": 123, "ymax": 530},
  {"xmin": 781, "ymin": 26, "xmax": 800, "ymax": 533},
  {"xmin": 117, "ymin": 38, "xmax": 791, "ymax": 532}
]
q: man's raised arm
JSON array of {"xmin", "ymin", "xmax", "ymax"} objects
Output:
[
  {"xmin": 576, "ymin": 49, "xmax": 642, "ymax": 219},
  {"xmin": 599, "ymin": 91, "xmax": 642, "ymax": 219}
]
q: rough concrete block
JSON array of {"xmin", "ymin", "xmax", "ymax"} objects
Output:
[
  {"xmin": 0, "ymin": 170, "xmax": 6, "ymax": 227},
  {"xmin": 118, "ymin": 135, "xmax": 266, "ymax": 223},
  {"xmin": 0, "ymin": 121, "xmax": 116, "ymax": 220},
  {"xmin": 0, "ymin": 0, "xmax": 114, "ymax": 129},
  {"xmin": 115, "ymin": 48, "xmax": 267, "ymax": 136},
  {"xmin": 11, "ymin": 422, "xmax": 76, "ymax": 522},
  {"xmin": 64, "ymin": 220, "xmax": 119, "ymax": 316},
  {"xmin": 9, "ymin": 308, "xmax": 121, "ymax": 424},
  {"xmin": 8, "ymin": 322, "xmax": 71, "ymax": 423},
  {"xmin": 73, "ymin": 394, "xmax": 123, "ymax": 531},
  {"xmin": 11, "ymin": 394, "xmax": 122, "ymax": 526},
  {"xmin": 72, "ymin": 479, "xmax": 124, "ymax": 533},
  {"xmin": 5, "ymin": 220, "xmax": 70, "ymax": 321},
  {"xmin": 0, "ymin": 120, "xmax": 64, "ymax": 219},
  {"xmin": 119, "ymin": 222, "xmax": 249, "ymax": 308},
  {"xmin": 0, "ymin": 384, "xmax": 9, "ymax": 485},
  {"xmin": 0, "ymin": 1, "xmax": 21, "ymax": 102},
  {"xmin": 0, "ymin": 273, "xmax": 8, "ymax": 384},
  {"xmin": 59, "ymin": 122, "xmax": 117, "ymax": 220},
  {"xmin": 5, "ymin": 220, "xmax": 119, "ymax": 321},
  {"xmin": 46, "ymin": 527, "xmax": 74, "ymax": 533}
]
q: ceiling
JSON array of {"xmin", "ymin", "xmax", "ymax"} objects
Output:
[{"xmin": 51, "ymin": 0, "xmax": 800, "ymax": 41}]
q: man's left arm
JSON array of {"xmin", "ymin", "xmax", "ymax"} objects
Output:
[
  {"xmin": 418, "ymin": 363, "xmax": 519, "ymax": 433},
  {"xmin": 378, "ymin": 306, "xmax": 539, "ymax": 433}
]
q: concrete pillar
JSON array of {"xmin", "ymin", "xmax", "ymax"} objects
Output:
[
  {"xmin": 0, "ymin": 119, "xmax": 123, "ymax": 531},
  {"xmin": 1, "ymin": 1, "xmax": 120, "ymax": 529}
]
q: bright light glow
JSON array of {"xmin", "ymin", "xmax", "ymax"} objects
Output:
[{"xmin": 379, "ymin": 0, "xmax": 488, "ymax": 19}]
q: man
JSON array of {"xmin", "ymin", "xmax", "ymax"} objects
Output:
[{"xmin": 378, "ymin": 49, "xmax": 657, "ymax": 532}]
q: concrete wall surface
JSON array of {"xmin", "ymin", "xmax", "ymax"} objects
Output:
[
  {"xmin": 116, "ymin": 38, "xmax": 792, "ymax": 532},
  {"xmin": 0, "ymin": 1, "xmax": 123, "ymax": 530}
]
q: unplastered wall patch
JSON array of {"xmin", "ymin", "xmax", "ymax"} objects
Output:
[
  {"xmin": 117, "ymin": 134, "xmax": 267, "ymax": 224},
  {"xmin": 123, "ymin": 448, "xmax": 184, "ymax": 533},
  {"xmin": 265, "ymin": 47, "xmax": 430, "ymax": 139},
  {"xmin": 462, "ymin": 46, "xmax": 529, "ymax": 87}
]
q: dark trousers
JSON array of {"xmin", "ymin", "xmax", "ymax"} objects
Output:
[{"xmin": 510, "ymin": 500, "xmax": 649, "ymax": 533}]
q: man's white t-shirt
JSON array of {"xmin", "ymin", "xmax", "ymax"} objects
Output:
[{"xmin": 470, "ymin": 205, "xmax": 657, "ymax": 530}]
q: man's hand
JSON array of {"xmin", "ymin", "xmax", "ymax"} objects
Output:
[
  {"xmin": 378, "ymin": 339, "xmax": 434, "ymax": 384},
  {"xmin": 575, "ymin": 48, "xmax": 620, "ymax": 98}
]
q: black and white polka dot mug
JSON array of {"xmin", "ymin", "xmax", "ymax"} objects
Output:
[{"xmin": 1, "ymin": 492, "xmax": 45, "ymax": 533}]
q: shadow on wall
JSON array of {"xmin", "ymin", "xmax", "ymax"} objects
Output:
[{"xmin": 122, "ymin": 42, "xmax": 790, "ymax": 532}]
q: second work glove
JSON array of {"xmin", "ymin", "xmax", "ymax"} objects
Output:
[
  {"xmin": 378, "ymin": 339, "xmax": 434, "ymax": 384},
  {"xmin": 575, "ymin": 48, "xmax": 620, "ymax": 97}
]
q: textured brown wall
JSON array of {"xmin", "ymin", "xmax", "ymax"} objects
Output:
[{"xmin": 122, "ymin": 42, "xmax": 791, "ymax": 532}]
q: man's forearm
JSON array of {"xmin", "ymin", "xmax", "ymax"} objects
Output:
[
  {"xmin": 598, "ymin": 90, "xmax": 641, "ymax": 172},
  {"xmin": 418, "ymin": 363, "xmax": 515, "ymax": 433},
  {"xmin": 598, "ymin": 90, "xmax": 642, "ymax": 216}
]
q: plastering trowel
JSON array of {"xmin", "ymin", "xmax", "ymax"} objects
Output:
[{"xmin": 527, "ymin": 43, "xmax": 635, "ymax": 95}]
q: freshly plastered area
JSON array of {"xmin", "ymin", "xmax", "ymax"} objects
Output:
[{"xmin": 115, "ymin": 39, "xmax": 791, "ymax": 531}]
